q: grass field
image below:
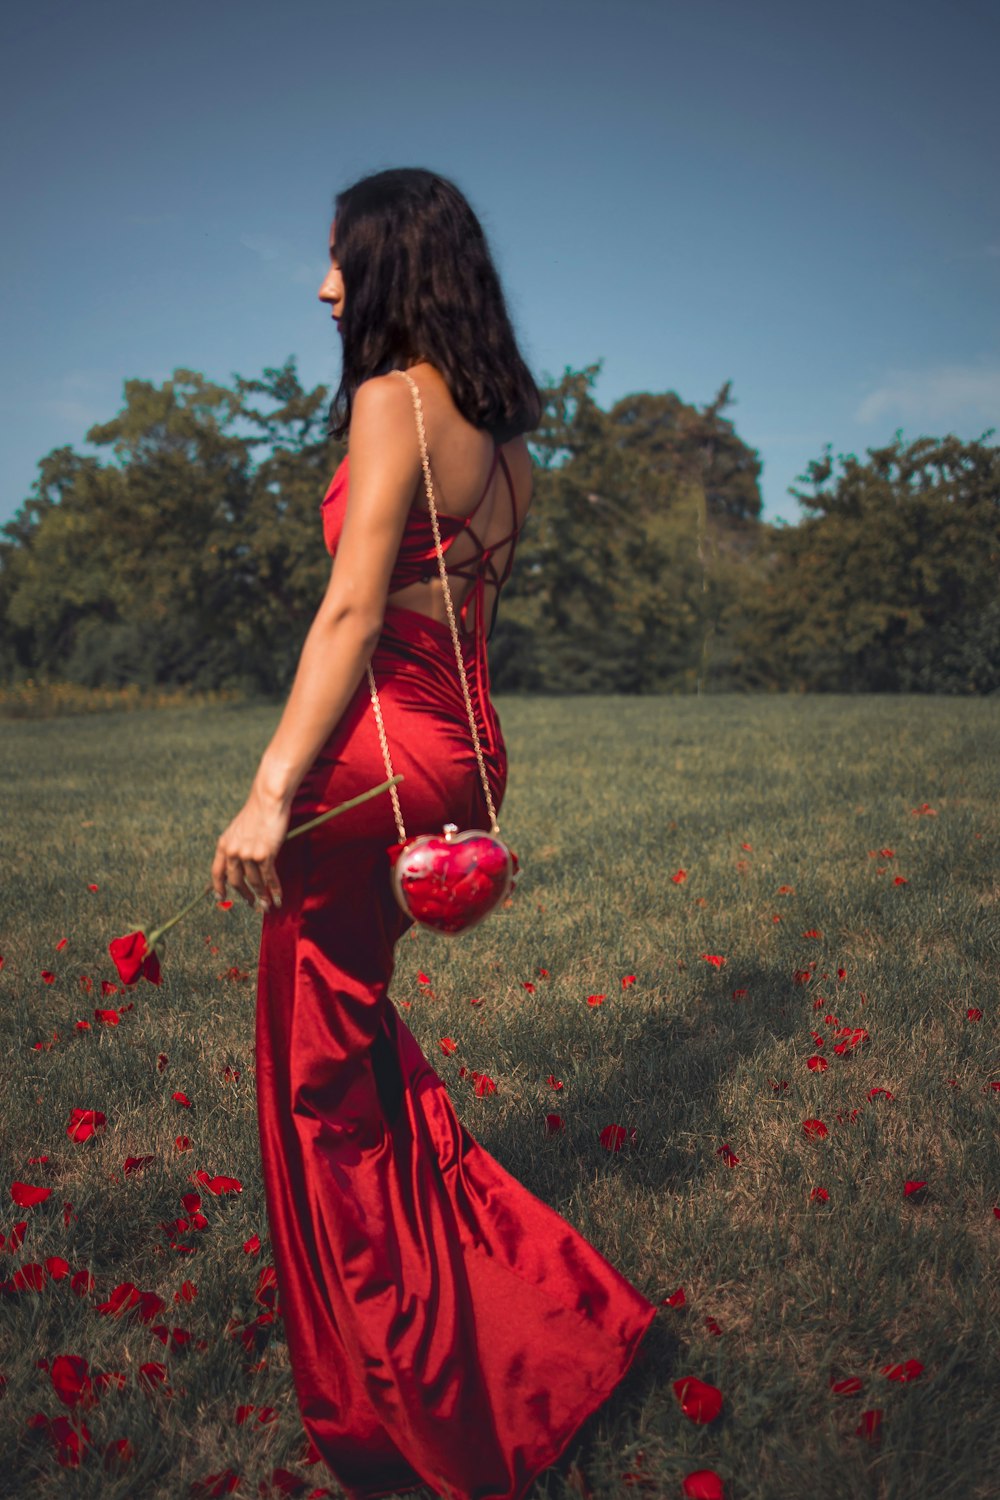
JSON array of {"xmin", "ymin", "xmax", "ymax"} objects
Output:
[{"xmin": 1, "ymin": 694, "xmax": 998, "ymax": 1500}]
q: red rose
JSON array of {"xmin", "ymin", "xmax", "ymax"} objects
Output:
[{"xmin": 108, "ymin": 931, "xmax": 161, "ymax": 986}]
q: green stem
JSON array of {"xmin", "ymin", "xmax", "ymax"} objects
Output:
[
  {"xmin": 285, "ymin": 774, "xmax": 403, "ymax": 840},
  {"xmin": 147, "ymin": 883, "xmax": 214, "ymax": 948}
]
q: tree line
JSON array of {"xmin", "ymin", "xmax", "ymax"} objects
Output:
[{"xmin": 1, "ymin": 359, "xmax": 997, "ymax": 695}]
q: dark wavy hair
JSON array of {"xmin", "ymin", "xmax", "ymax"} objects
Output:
[{"xmin": 327, "ymin": 168, "xmax": 541, "ymax": 444}]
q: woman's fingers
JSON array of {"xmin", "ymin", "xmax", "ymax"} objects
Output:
[
  {"xmin": 260, "ymin": 856, "xmax": 283, "ymax": 910},
  {"xmin": 226, "ymin": 856, "xmax": 256, "ymax": 907},
  {"xmin": 241, "ymin": 857, "xmax": 271, "ymax": 910},
  {"xmin": 211, "ymin": 845, "xmax": 228, "ymax": 901}
]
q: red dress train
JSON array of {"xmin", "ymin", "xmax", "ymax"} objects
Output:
[{"xmin": 255, "ymin": 451, "xmax": 656, "ymax": 1500}]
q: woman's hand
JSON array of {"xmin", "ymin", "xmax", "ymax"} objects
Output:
[{"xmin": 211, "ymin": 785, "xmax": 290, "ymax": 911}]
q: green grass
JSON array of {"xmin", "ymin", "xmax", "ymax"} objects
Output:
[{"xmin": 1, "ymin": 694, "xmax": 998, "ymax": 1500}]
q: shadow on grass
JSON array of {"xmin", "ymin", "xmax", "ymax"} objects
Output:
[{"xmin": 465, "ymin": 960, "xmax": 805, "ymax": 1208}]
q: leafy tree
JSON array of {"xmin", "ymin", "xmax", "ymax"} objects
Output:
[
  {"xmin": 6, "ymin": 351, "xmax": 992, "ymax": 700},
  {"xmin": 495, "ymin": 363, "xmax": 636, "ymax": 690},
  {"xmin": 605, "ymin": 381, "xmax": 763, "ymax": 523},
  {"xmin": 495, "ymin": 366, "xmax": 724, "ymax": 691},
  {"xmin": 229, "ymin": 360, "xmax": 341, "ymax": 690},
  {"xmin": 739, "ymin": 433, "xmax": 1000, "ymax": 692}
]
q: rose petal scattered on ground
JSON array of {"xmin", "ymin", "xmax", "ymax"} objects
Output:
[
  {"xmin": 673, "ymin": 1376, "xmax": 723, "ymax": 1423},
  {"xmin": 194, "ymin": 1171, "xmax": 243, "ymax": 1195},
  {"xmin": 856, "ymin": 1408, "xmax": 883, "ymax": 1441},
  {"xmin": 683, "ymin": 1468, "xmax": 725, "ymax": 1498},
  {"xmin": 881, "ymin": 1362, "xmax": 929, "ymax": 1380},
  {"xmin": 11, "ymin": 1182, "xmax": 52, "ymax": 1207},
  {"xmin": 66, "ymin": 1109, "xmax": 107, "ymax": 1143}
]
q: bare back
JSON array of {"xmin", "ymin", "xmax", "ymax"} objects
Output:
[{"xmin": 385, "ymin": 361, "xmax": 534, "ymax": 631}]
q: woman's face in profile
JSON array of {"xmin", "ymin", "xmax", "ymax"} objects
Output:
[{"xmin": 318, "ymin": 221, "xmax": 345, "ymax": 326}]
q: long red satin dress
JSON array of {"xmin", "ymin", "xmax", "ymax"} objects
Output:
[{"xmin": 255, "ymin": 440, "xmax": 657, "ymax": 1500}]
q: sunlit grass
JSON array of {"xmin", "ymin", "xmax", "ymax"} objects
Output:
[{"xmin": 1, "ymin": 694, "xmax": 998, "ymax": 1499}]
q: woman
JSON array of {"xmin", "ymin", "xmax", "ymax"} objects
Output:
[{"xmin": 212, "ymin": 168, "xmax": 656, "ymax": 1500}]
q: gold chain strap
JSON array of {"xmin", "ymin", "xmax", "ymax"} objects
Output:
[{"xmin": 366, "ymin": 367, "xmax": 501, "ymax": 839}]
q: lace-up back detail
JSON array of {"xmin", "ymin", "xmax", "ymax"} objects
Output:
[{"xmin": 320, "ymin": 444, "xmax": 521, "ymax": 637}]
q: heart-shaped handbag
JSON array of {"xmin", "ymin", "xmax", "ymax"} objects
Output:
[
  {"xmin": 366, "ymin": 370, "xmax": 519, "ymax": 936},
  {"xmin": 389, "ymin": 824, "xmax": 517, "ymax": 935}
]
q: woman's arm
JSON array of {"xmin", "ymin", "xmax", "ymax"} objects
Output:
[{"xmin": 211, "ymin": 373, "xmax": 420, "ymax": 909}]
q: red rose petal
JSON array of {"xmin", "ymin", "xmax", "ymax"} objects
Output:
[
  {"xmin": 682, "ymin": 1469, "xmax": 725, "ymax": 1498},
  {"xmin": 194, "ymin": 1171, "xmax": 243, "ymax": 1194},
  {"xmin": 13, "ymin": 1263, "xmax": 47, "ymax": 1291},
  {"xmin": 856, "ymin": 1408, "xmax": 883, "ymax": 1441},
  {"xmin": 673, "ymin": 1376, "xmax": 723, "ymax": 1423},
  {"xmin": 50, "ymin": 1354, "xmax": 96, "ymax": 1408},
  {"xmin": 95, "ymin": 1282, "xmax": 140, "ymax": 1316},
  {"xmin": 882, "ymin": 1359, "xmax": 924, "ymax": 1383},
  {"xmin": 11, "ymin": 1182, "xmax": 52, "ymax": 1207},
  {"xmin": 137, "ymin": 1361, "xmax": 170, "ymax": 1395},
  {"xmin": 66, "ymin": 1108, "xmax": 107, "ymax": 1143},
  {"xmin": 123, "ymin": 1155, "xmax": 155, "ymax": 1175}
]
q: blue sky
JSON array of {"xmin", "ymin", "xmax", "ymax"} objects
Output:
[{"xmin": 2, "ymin": 0, "xmax": 997, "ymax": 527}]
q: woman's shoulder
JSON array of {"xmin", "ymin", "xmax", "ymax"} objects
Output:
[{"xmin": 351, "ymin": 369, "xmax": 415, "ymax": 424}]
